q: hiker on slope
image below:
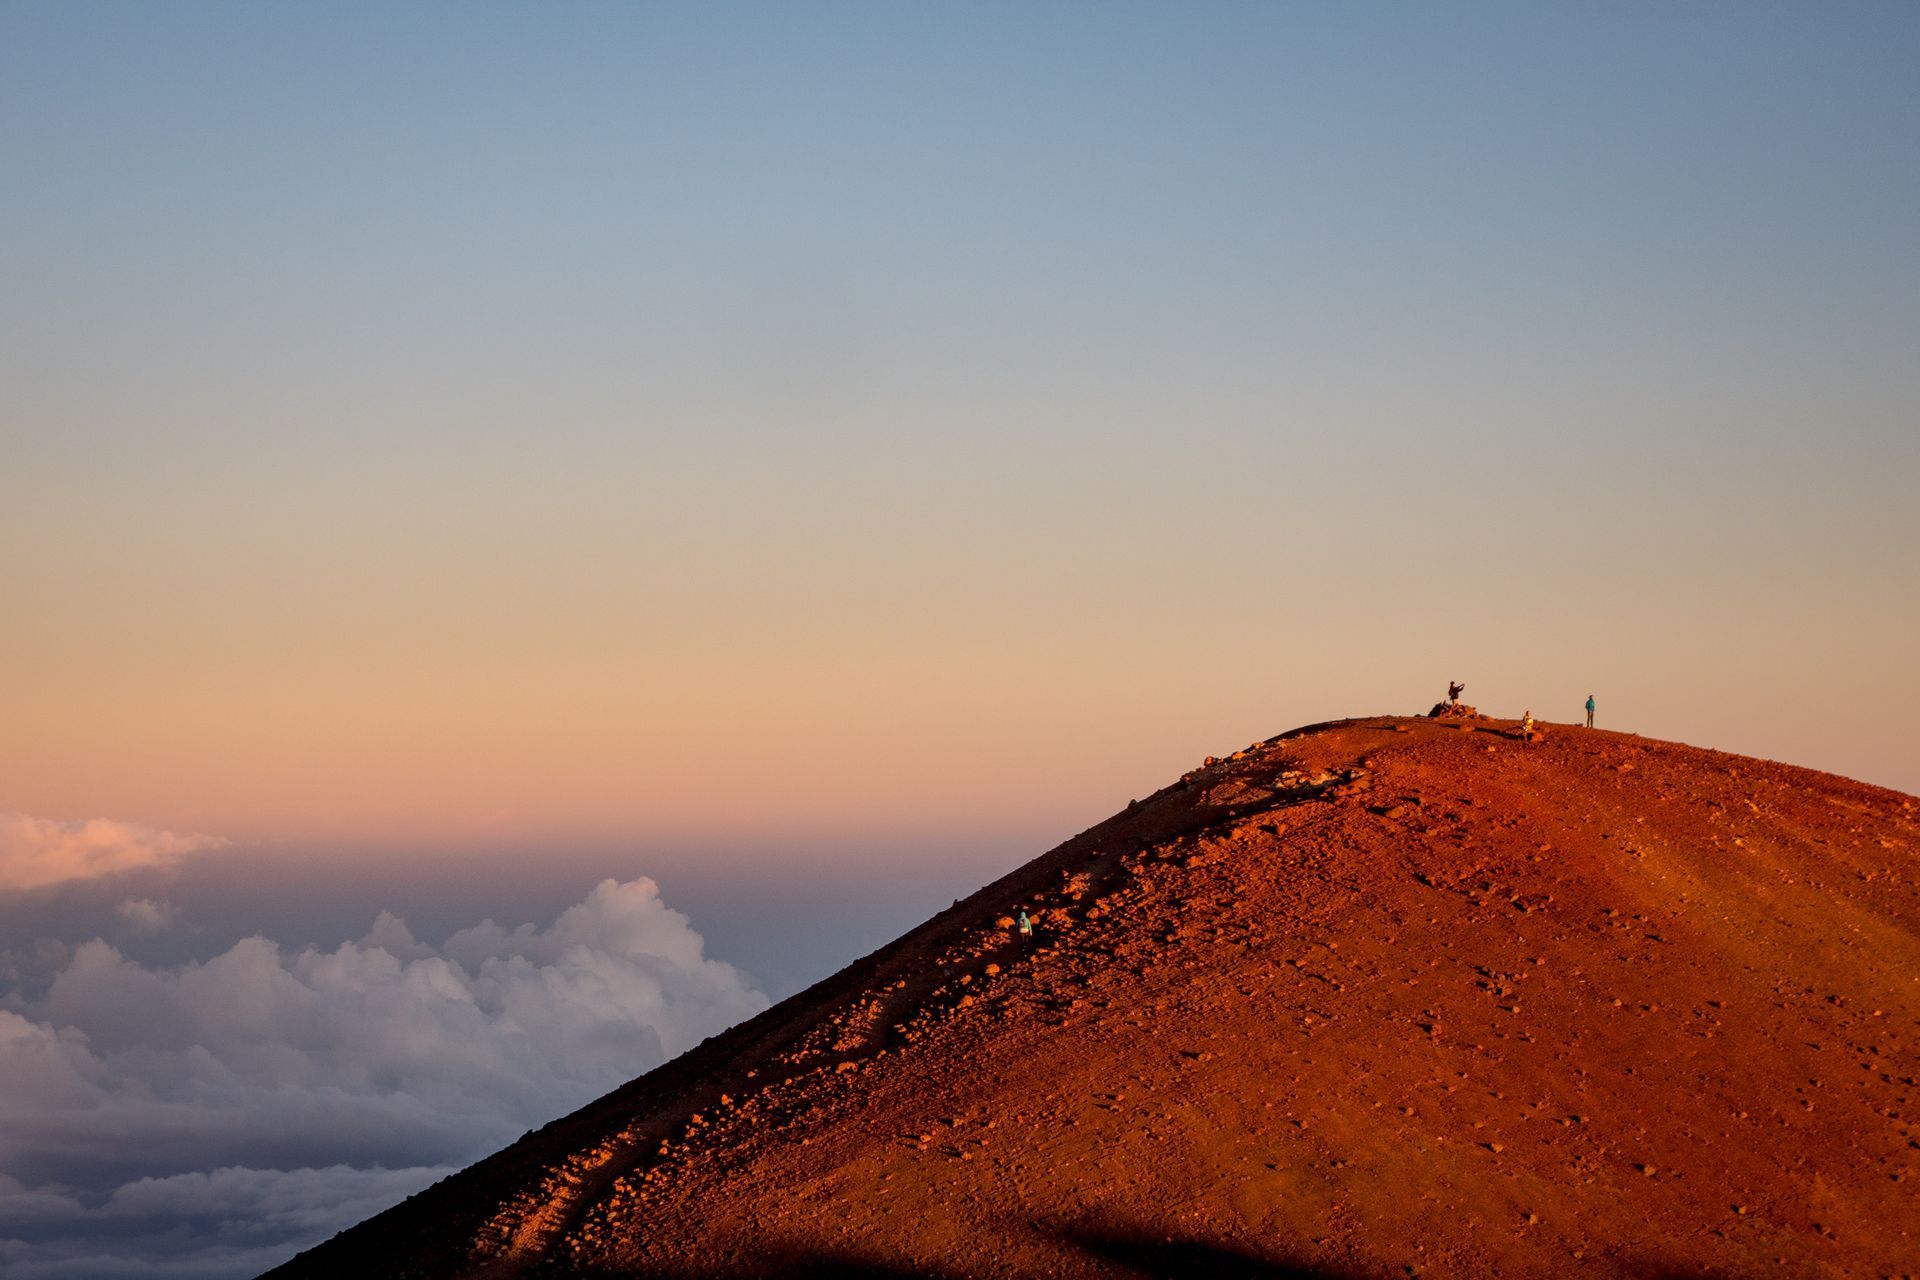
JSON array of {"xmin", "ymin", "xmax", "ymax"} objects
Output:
[{"xmin": 1585, "ymin": 694, "xmax": 1596, "ymax": 729}]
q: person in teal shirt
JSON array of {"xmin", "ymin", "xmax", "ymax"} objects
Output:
[{"xmin": 1585, "ymin": 694, "xmax": 1596, "ymax": 729}]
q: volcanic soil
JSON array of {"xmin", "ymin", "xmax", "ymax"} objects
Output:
[{"xmin": 269, "ymin": 716, "xmax": 1920, "ymax": 1279}]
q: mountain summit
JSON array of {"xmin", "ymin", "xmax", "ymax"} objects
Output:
[{"xmin": 269, "ymin": 716, "xmax": 1919, "ymax": 1278}]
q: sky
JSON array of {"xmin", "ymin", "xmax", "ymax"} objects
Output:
[{"xmin": 2, "ymin": 3, "xmax": 1918, "ymax": 1275}]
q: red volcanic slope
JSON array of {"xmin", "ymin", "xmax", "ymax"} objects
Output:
[{"xmin": 268, "ymin": 716, "xmax": 1920, "ymax": 1279}]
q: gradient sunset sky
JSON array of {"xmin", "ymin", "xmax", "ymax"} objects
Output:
[
  {"xmin": 5, "ymin": 3, "xmax": 1918, "ymax": 858},
  {"xmin": 4, "ymin": 8, "xmax": 1918, "ymax": 1272}
]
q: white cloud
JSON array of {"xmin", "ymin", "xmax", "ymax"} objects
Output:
[
  {"xmin": 0, "ymin": 1173, "xmax": 82, "ymax": 1223},
  {"xmin": 112, "ymin": 899, "xmax": 176, "ymax": 933},
  {"xmin": 0, "ymin": 814, "xmax": 225, "ymax": 894},
  {"xmin": 102, "ymin": 1163, "xmax": 458, "ymax": 1231},
  {"xmin": 0, "ymin": 1165, "xmax": 452, "ymax": 1279},
  {"xmin": 0, "ymin": 877, "xmax": 768, "ymax": 1278},
  {"xmin": 0, "ymin": 1237, "xmax": 315, "ymax": 1280}
]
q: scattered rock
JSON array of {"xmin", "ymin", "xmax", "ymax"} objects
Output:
[{"xmin": 274, "ymin": 716, "xmax": 1920, "ymax": 1280}]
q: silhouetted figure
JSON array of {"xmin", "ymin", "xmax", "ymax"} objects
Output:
[
  {"xmin": 1585, "ymin": 694, "xmax": 1596, "ymax": 729},
  {"xmin": 1448, "ymin": 681, "xmax": 1466, "ymax": 706}
]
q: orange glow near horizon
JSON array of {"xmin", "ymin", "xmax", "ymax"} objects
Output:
[
  {"xmin": 4, "ymin": 5, "xmax": 1916, "ymax": 854},
  {"xmin": 6, "ymin": 503, "xmax": 1915, "ymax": 853}
]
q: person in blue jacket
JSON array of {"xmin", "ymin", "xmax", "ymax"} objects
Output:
[{"xmin": 1585, "ymin": 694, "xmax": 1596, "ymax": 729}]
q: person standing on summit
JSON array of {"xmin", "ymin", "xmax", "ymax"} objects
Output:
[{"xmin": 1585, "ymin": 694, "xmax": 1596, "ymax": 729}]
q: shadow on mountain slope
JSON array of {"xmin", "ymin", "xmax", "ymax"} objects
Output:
[
  {"xmin": 1057, "ymin": 1227, "xmax": 1370, "ymax": 1279},
  {"xmin": 268, "ymin": 716, "xmax": 1920, "ymax": 1280},
  {"xmin": 611, "ymin": 1224, "xmax": 1367, "ymax": 1280}
]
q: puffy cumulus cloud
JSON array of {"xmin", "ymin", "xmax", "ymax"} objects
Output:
[
  {"xmin": 0, "ymin": 878, "xmax": 767, "ymax": 1279},
  {"xmin": 0, "ymin": 1173, "xmax": 82, "ymax": 1223},
  {"xmin": 100, "ymin": 1163, "xmax": 456, "ymax": 1231},
  {"xmin": 0, "ymin": 1235, "xmax": 321, "ymax": 1280},
  {"xmin": 0, "ymin": 814, "xmax": 225, "ymax": 894},
  {"xmin": 0, "ymin": 1163, "xmax": 459, "ymax": 1278},
  {"xmin": 112, "ymin": 899, "xmax": 176, "ymax": 933},
  {"xmin": 0, "ymin": 1166, "xmax": 453, "ymax": 1280}
]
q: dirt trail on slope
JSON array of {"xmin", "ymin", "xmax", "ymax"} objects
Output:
[{"xmin": 268, "ymin": 716, "xmax": 1920, "ymax": 1279}]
